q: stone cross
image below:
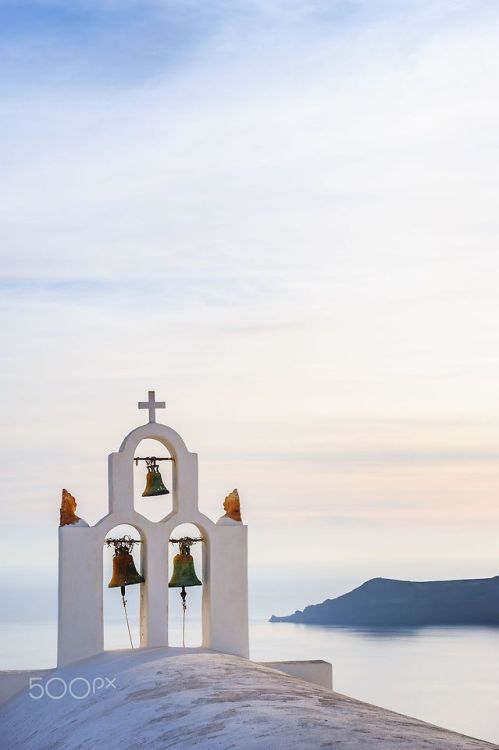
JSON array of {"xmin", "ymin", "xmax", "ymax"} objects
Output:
[{"xmin": 138, "ymin": 390, "xmax": 165, "ymax": 423}]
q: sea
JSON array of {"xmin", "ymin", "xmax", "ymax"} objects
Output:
[{"xmin": 1, "ymin": 603, "xmax": 498, "ymax": 745}]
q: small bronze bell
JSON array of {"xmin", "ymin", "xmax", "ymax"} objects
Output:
[
  {"xmin": 142, "ymin": 457, "xmax": 169, "ymax": 497},
  {"xmin": 107, "ymin": 536, "xmax": 145, "ymax": 593}
]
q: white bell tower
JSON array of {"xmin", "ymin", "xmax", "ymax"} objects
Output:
[{"xmin": 57, "ymin": 392, "xmax": 249, "ymax": 667}]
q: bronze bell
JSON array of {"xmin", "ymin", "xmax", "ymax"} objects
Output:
[
  {"xmin": 142, "ymin": 457, "xmax": 169, "ymax": 497},
  {"xmin": 108, "ymin": 538, "xmax": 144, "ymax": 591},
  {"xmin": 168, "ymin": 537, "xmax": 202, "ymax": 647},
  {"xmin": 168, "ymin": 537, "xmax": 202, "ymax": 589}
]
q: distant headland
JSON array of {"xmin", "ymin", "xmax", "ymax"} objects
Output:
[{"xmin": 270, "ymin": 575, "xmax": 499, "ymax": 626}]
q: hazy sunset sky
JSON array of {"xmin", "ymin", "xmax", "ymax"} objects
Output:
[{"xmin": 1, "ymin": 1, "xmax": 499, "ymax": 613}]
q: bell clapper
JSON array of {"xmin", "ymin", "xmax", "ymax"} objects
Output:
[{"xmin": 181, "ymin": 586, "xmax": 187, "ymax": 648}]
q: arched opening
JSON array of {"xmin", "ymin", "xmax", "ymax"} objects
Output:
[
  {"xmin": 168, "ymin": 523, "xmax": 203, "ymax": 647},
  {"xmin": 103, "ymin": 523, "xmax": 144, "ymax": 651},
  {"xmin": 133, "ymin": 438, "xmax": 173, "ymax": 522}
]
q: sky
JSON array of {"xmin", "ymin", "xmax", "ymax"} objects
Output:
[{"xmin": 1, "ymin": 0, "xmax": 499, "ymax": 619}]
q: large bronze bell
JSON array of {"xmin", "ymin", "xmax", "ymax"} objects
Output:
[
  {"xmin": 169, "ymin": 537, "xmax": 202, "ymax": 589},
  {"xmin": 142, "ymin": 457, "xmax": 169, "ymax": 497},
  {"xmin": 169, "ymin": 537, "xmax": 203, "ymax": 647},
  {"xmin": 105, "ymin": 535, "xmax": 143, "ymax": 649},
  {"xmin": 108, "ymin": 537, "xmax": 144, "ymax": 592}
]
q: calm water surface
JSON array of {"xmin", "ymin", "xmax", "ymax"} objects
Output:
[{"xmin": 1, "ymin": 617, "xmax": 498, "ymax": 745}]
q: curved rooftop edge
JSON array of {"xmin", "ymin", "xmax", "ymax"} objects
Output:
[{"xmin": 0, "ymin": 650, "xmax": 495, "ymax": 750}]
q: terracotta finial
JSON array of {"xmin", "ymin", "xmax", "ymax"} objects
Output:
[
  {"xmin": 59, "ymin": 488, "xmax": 83, "ymax": 527},
  {"xmin": 223, "ymin": 488, "xmax": 242, "ymax": 522}
]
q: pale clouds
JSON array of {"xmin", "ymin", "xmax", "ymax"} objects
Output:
[{"xmin": 1, "ymin": 1, "xmax": 499, "ymax": 583}]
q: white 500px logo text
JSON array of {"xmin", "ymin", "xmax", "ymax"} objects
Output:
[{"xmin": 29, "ymin": 676, "xmax": 117, "ymax": 700}]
